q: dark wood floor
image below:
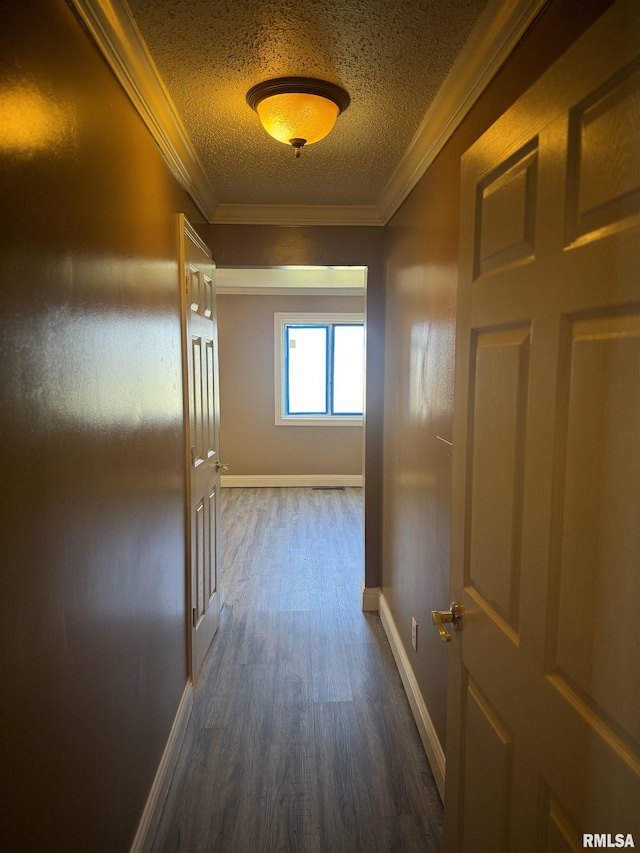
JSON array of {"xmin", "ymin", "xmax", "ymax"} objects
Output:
[{"xmin": 152, "ymin": 487, "xmax": 444, "ymax": 853}]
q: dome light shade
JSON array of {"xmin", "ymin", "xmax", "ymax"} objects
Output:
[
  {"xmin": 257, "ymin": 93, "xmax": 339, "ymax": 146},
  {"xmin": 246, "ymin": 77, "xmax": 350, "ymax": 157}
]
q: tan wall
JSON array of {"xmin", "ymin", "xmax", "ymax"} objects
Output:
[
  {"xmin": 218, "ymin": 293, "xmax": 365, "ymax": 475},
  {"xmin": 382, "ymin": 0, "xmax": 615, "ymax": 751},
  {"xmin": 0, "ymin": 2, "xmax": 206, "ymax": 849},
  {"xmin": 211, "ymin": 225, "xmax": 385, "ymax": 587}
]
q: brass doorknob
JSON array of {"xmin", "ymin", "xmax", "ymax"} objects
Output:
[
  {"xmin": 431, "ymin": 602, "xmax": 463, "ymax": 643},
  {"xmin": 213, "ymin": 460, "xmax": 229, "ymax": 473}
]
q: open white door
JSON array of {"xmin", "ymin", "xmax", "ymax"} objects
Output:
[
  {"xmin": 180, "ymin": 215, "xmax": 223, "ymax": 681},
  {"xmin": 442, "ymin": 1, "xmax": 640, "ymax": 849}
]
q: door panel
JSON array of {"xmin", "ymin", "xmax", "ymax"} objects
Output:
[
  {"xmin": 446, "ymin": 2, "xmax": 640, "ymax": 850},
  {"xmin": 551, "ymin": 313, "xmax": 639, "ymax": 746},
  {"xmin": 191, "ymin": 335, "xmax": 203, "ymax": 463},
  {"xmin": 462, "ymin": 678, "xmax": 513, "ymax": 853},
  {"xmin": 543, "ymin": 792, "xmax": 582, "ymax": 853},
  {"xmin": 474, "ymin": 139, "xmax": 538, "ymax": 278},
  {"xmin": 565, "ymin": 62, "xmax": 640, "ymax": 243},
  {"xmin": 468, "ymin": 325, "xmax": 530, "ymax": 633},
  {"xmin": 180, "ymin": 216, "xmax": 221, "ymax": 680}
]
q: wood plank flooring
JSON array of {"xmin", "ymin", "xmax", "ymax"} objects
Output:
[{"xmin": 152, "ymin": 488, "xmax": 444, "ymax": 853}]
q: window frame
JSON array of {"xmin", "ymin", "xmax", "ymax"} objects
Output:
[{"xmin": 274, "ymin": 312, "xmax": 365, "ymax": 427}]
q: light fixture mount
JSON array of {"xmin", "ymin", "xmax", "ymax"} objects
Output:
[{"xmin": 246, "ymin": 77, "xmax": 350, "ymax": 157}]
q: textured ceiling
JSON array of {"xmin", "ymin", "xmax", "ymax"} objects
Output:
[{"xmin": 125, "ymin": 0, "xmax": 489, "ymax": 208}]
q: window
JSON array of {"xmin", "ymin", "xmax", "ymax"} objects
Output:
[{"xmin": 274, "ymin": 312, "xmax": 365, "ymax": 426}]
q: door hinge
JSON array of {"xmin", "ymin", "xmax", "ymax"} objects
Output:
[{"xmin": 192, "ymin": 607, "xmax": 197, "ymax": 627}]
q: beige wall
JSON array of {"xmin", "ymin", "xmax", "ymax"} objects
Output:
[
  {"xmin": 382, "ymin": 0, "xmax": 615, "ymax": 751},
  {"xmin": 0, "ymin": 2, "xmax": 206, "ymax": 849},
  {"xmin": 211, "ymin": 225, "xmax": 385, "ymax": 588},
  {"xmin": 218, "ymin": 293, "xmax": 365, "ymax": 476}
]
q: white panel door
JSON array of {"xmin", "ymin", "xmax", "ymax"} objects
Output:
[
  {"xmin": 180, "ymin": 215, "xmax": 222, "ymax": 681},
  {"xmin": 444, "ymin": 2, "xmax": 640, "ymax": 849}
]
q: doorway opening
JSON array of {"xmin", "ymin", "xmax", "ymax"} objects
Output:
[{"xmin": 214, "ymin": 264, "xmax": 368, "ymax": 600}]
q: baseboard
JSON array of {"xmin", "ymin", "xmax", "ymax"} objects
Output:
[
  {"xmin": 130, "ymin": 682, "xmax": 193, "ymax": 853},
  {"xmin": 378, "ymin": 593, "xmax": 446, "ymax": 802},
  {"xmin": 360, "ymin": 581, "xmax": 380, "ymax": 612},
  {"xmin": 221, "ymin": 474, "xmax": 363, "ymax": 488}
]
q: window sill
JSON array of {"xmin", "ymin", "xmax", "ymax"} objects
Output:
[{"xmin": 276, "ymin": 415, "xmax": 363, "ymax": 427}]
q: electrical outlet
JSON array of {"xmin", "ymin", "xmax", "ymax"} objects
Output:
[{"xmin": 411, "ymin": 617, "xmax": 418, "ymax": 651}]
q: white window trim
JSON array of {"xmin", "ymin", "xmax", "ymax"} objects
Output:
[{"xmin": 274, "ymin": 312, "xmax": 365, "ymax": 427}]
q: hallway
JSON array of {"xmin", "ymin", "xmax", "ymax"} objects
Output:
[{"xmin": 152, "ymin": 488, "xmax": 444, "ymax": 852}]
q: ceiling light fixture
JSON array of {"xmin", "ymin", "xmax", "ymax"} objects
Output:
[{"xmin": 246, "ymin": 77, "xmax": 350, "ymax": 158}]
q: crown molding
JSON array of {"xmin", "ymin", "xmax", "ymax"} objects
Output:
[
  {"xmin": 211, "ymin": 204, "xmax": 383, "ymax": 226},
  {"xmin": 376, "ymin": 0, "xmax": 548, "ymax": 224},
  {"xmin": 69, "ymin": 0, "xmax": 219, "ymax": 221},
  {"xmin": 70, "ymin": 0, "xmax": 546, "ymax": 227}
]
